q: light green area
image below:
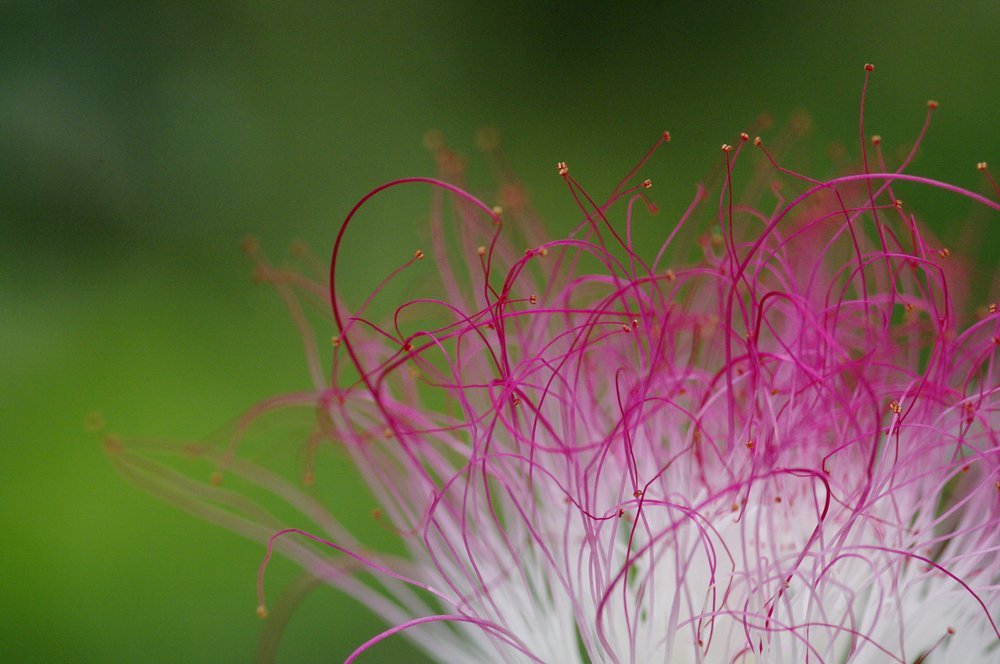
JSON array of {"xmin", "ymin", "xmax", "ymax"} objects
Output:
[{"xmin": 2, "ymin": 2, "xmax": 998, "ymax": 662}]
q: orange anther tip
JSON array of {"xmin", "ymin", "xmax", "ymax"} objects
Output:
[
  {"xmin": 103, "ymin": 435, "xmax": 122, "ymax": 454},
  {"xmin": 864, "ymin": 63, "xmax": 875, "ymax": 72},
  {"xmin": 539, "ymin": 247, "xmax": 549, "ymax": 257},
  {"xmin": 414, "ymin": 249, "xmax": 425, "ymax": 260},
  {"xmin": 256, "ymin": 605, "xmax": 269, "ymax": 619}
]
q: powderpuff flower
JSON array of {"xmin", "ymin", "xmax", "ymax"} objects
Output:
[{"xmin": 107, "ymin": 66, "xmax": 1000, "ymax": 663}]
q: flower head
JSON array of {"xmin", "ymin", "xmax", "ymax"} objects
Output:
[{"xmin": 109, "ymin": 66, "xmax": 1000, "ymax": 663}]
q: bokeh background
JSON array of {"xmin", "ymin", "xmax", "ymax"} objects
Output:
[{"xmin": 3, "ymin": 2, "xmax": 998, "ymax": 662}]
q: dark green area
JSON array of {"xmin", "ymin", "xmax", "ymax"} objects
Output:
[{"xmin": 2, "ymin": 1, "xmax": 998, "ymax": 661}]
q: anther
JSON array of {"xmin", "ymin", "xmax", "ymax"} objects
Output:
[
  {"xmin": 937, "ymin": 248, "xmax": 950, "ymax": 258},
  {"xmin": 539, "ymin": 247, "xmax": 549, "ymax": 257},
  {"xmin": 372, "ymin": 508, "xmax": 383, "ymax": 520},
  {"xmin": 642, "ymin": 179, "xmax": 652, "ymax": 189},
  {"xmin": 774, "ymin": 496, "xmax": 782, "ymax": 503},
  {"xmin": 103, "ymin": 434, "xmax": 122, "ymax": 454},
  {"xmin": 753, "ymin": 136, "xmax": 762, "ymax": 146},
  {"xmin": 422, "ymin": 130, "xmax": 444, "ymax": 151},
  {"xmin": 721, "ymin": 144, "xmax": 733, "ymax": 153},
  {"xmin": 745, "ymin": 440, "xmax": 755, "ymax": 450},
  {"xmin": 529, "ymin": 294, "xmax": 538, "ymax": 304},
  {"xmin": 988, "ymin": 303, "xmax": 997, "ymax": 314},
  {"xmin": 977, "ymin": 161, "xmax": 989, "ymax": 171},
  {"xmin": 477, "ymin": 245, "xmax": 486, "ymax": 256},
  {"xmin": 414, "ymin": 249, "xmax": 425, "ymax": 260},
  {"xmin": 631, "ymin": 319, "xmax": 639, "ymax": 329},
  {"xmin": 622, "ymin": 324, "xmax": 631, "ymax": 333},
  {"xmin": 665, "ymin": 269, "xmax": 676, "ymax": 281},
  {"xmin": 946, "ymin": 627, "xmax": 955, "ymax": 636},
  {"xmin": 904, "ymin": 303, "xmax": 915, "ymax": 312},
  {"xmin": 662, "ymin": 131, "xmax": 671, "ymax": 142},
  {"xmin": 864, "ymin": 63, "xmax": 875, "ymax": 72},
  {"xmin": 491, "ymin": 205, "xmax": 503, "ymax": 216},
  {"xmin": 871, "ymin": 135, "xmax": 882, "ymax": 145},
  {"xmin": 331, "ymin": 336, "xmax": 341, "ymax": 348},
  {"xmin": 894, "ymin": 199, "xmax": 903, "ymax": 209},
  {"xmin": 927, "ymin": 100, "xmax": 939, "ymax": 109},
  {"xmin": 241, "ymin": 236, "xmax": 259, "ymax": 254},
  {"xmin": 256, "ymin": 605, "xmax": 269, "ymax": 619},
  {"xmin": 889, "ymin": 400, "xmax": 902, "ymax": 414},
  {"xmin": 740, "ymin": 132, "xmax": 749, "ymax": 142},
  {"xmin": 403, "ymin": 342, "xmax": 414, "ymax": 352},
  {"xmin": 633, "ymin": 489, "xmax": 643, "ymax": 498},
  {"xmin": 84, "ymin": 411, "xmax": 105, "ymax": 432},
  {"xmin": 556, "ymin": 161, "xmax": 569, "ymax": 176}
]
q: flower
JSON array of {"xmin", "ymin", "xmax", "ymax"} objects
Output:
[{"xmin": 108, "ymin": 65, "xmax": 1000, "ymax": 663}]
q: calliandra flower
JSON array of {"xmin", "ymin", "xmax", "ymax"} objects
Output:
[{"xmin": 106, "ymin": 65, "xmax": 1000, "ymax": 663}]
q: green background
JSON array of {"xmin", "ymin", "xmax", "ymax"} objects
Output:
[{"xmin": 3, "ymin": 2, "xmax": 998, "ymax": 662}]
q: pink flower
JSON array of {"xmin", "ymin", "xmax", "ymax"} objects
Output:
[{"xmin": 110, "ymin": 65, "xmax": 1000, "ymax": 663}]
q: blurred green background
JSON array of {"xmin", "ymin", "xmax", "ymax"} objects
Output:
[{"xmin": 2, "ymin": 2, "xmax": 998, "ymax": 662}]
